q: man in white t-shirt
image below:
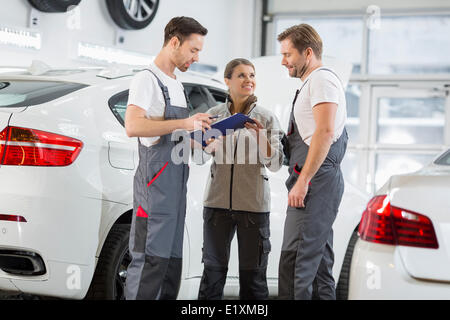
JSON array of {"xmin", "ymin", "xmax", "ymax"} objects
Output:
[
  {"xmin": 124, "ymin": 16, "xmax": 213, "ymax": 300},
  {"xmin": 127, "ymin": 61, "xmax": 191, "ymax": 147},
  {"xmin": 277, "ymin": 24, "xmax": 348, "ymax": 300},
  {"xmin": 125, "ymin": 23, "xmax": 212, "ymax": 142}
]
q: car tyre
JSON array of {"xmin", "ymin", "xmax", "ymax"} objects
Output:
[
  {"xmin": 105, "ymin": 0, "xmax": 160, "ymax": 30},
  {"xmin": 85, "ymin": 224, "xmax": 131, "ymax": 300},
  {"xmin": 28, "ymin": 0, "xmax": 82, "ymax": 12},
  {"xmin": 336, "ymin": 229, "xmax": 359, "ymax": 300}
]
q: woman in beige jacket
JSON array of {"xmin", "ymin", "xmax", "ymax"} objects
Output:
[{"xmin": 197, "ymin": 58, "xmax": 284, "ymax": 300}]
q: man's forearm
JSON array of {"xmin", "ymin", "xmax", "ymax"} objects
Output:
[
  {"xmin": 297, "ymin": 130, "xmax": 333, "ymax": 184},
  {"xmin": 126, "ymin": 118, "xmax": 186, "ymax": 138}
]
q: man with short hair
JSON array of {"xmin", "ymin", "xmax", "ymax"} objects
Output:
[
  {"xmin": 277, "ymin": 24, "xmax": 348, "ymax": 300},
  {"xmin": 124, "ymin": 16, "xmax": 212, "ymax": 300}
]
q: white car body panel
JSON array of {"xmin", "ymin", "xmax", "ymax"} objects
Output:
[
  {"xmin": 0, "ymin": 63, "xmax": 367, "ymax": 299},
  {"xmin": 350, "ymin": 158, "xmax": 450, "ymax": 299},
  {"xmin": 390, "ymin": 171, "xmax": 450, "ymax": 282},
  {"xmin": 349, "ymin": 241, "xmax": 450, "ymax": 299},
  {"xmin": 0, "ymin": 111, "xmax": 10, "ymax": 136}
]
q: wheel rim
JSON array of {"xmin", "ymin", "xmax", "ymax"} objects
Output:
[
  {"xmin": 114, "ymin": 249, "xmax": 131, "ymax": 300},
  {"xmin": 123, "ymin": 0, "xmax": 157, "ymax": 22}
]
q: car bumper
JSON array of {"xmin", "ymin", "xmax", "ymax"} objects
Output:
[
  {"xmin": 349, "ymin": 240, "xmax": 450, "ymax": 299},
  {"xmin": 0, "ymin": 260, "xmax": 96, "ymax": 299},
  {"xmin": 0, "ymin": 166, "xmax": 103, "ymax": 299}
]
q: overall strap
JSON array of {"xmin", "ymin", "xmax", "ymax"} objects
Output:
[
  {"xmin": 316, "ymin": 67, "xmax": 344, "ymax": 89},
  {"xmin": 145, "ymin": 69, "xmax": 171, "ymax": 107},
  {"xmin": 145, "ymin": 69, "xmax": 190, "ymax": 110},
  {"xmin": 137, "ymin": 69, "xmax": 171, "ymax": 147},
  {"xmin": 290, "ymin": 80, "xmax": 309, "ymax": 114},
  {"xmin": 183, "ymin": 88, "xmax": 192, "ymax": 112},
  {"xmin": 290, "ymin": 67, "xmax": 344, "ymax": 114}
]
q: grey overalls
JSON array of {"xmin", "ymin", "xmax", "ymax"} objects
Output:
[
  {"xmin": 125, "ymin": 69, "xmax": 190, "ymax": 300},
  {"xmin": 278, "ymin": 68, "xmax": 348, "ymax": 300}
]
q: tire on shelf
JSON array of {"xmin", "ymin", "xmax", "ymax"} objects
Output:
[
  {"xmin": 106, "ymin": 0, "xmax": 160, "ymax": 30},
  {"xmin": 28, "ymin": 0, "xmax": 82, "ymax": 13}
]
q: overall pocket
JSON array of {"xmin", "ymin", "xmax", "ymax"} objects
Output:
[
  {"xmin": 286, "ymin": 163, "xmax": 313, "ymax": 209},
  {"xmin": 147, "ymin": 161, "xmax": 169, "ymax": 188},
  {"xmin": 285, "ymin": 163, "xmax": 302, "ymax": 191},
  {"xmin": 132, "ymin": 205, "xmax": 149, "ymax": 253},
  {"xmin": 146, "ymin": 161, "xmax": 181, "ymax": 213},
  {"xmin": 258, "ymin": 226, "xmax": 271, "ymax": 268}
]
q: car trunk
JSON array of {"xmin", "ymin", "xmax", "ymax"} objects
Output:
[
  {"xmin": 0, "ymin": 79, "xmax": 88, "ymax": 166},
  {"xmin": 390, "ymin": 169, "xmax": 450, "ymax": 282}
]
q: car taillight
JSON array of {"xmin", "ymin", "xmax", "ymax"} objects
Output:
[
  {"xmin": 0, "ymin": 214, "xmax": 27, "ymax": 222},
  {"xmin": 358, "ymin": 195, "xmax": 439, "ymax": 249},
  {"xmin": 0, "ymin": 127, "xmax": 6, "ymax": 163},
  {"xmin": 0, "ymin": 126, "xmax": 83, "ymax": 167}
]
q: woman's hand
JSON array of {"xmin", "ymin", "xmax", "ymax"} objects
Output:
[
  {"xmin": 245, "ymin": 118, "xmax": 272, "ymax": 158},
  {"xmin": 244, "ymin": 118, "xmax": 264, "ymax": 137}
]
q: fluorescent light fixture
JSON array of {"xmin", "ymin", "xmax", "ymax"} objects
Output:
[
  {"xmin": 0, "ymin": 67, "xmax": 27, "ymax": 74},
  {"xmin": 78, "ymin": 42, "xmax": 153, "ymax": 66},
  {"xmin": 0, "ymin": 26, "xmax": 41, "ymax": 50}
]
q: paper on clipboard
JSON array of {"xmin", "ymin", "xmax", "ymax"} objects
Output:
[{"xmin": 190, "ymin": 113, "xmax": 255, "ymax": 147}]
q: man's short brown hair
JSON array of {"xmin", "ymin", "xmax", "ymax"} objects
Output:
[
  {"xmin": 164, "ymin": 16, "xmax": 208, "ymax": 46},
  {"xmin": 277, "ymin": 24, "xmax": 323, "ymax": 59}
]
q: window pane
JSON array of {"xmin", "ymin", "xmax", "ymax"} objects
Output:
[
  {"xmin": 375, "ymin": 153, "xmax": 437, "ymax": 190},
  {"xmin": 369, "ymin": 15, "xmax": 450, "ymax": 74},
  {"xmin": 275, "ymin": 18, "xmax": 363, "ymax": 73},
  {"xmin": 108, "ymin": 91, "xmax": 128, "ymax": 126},
  {"xmin": 207, "ymin": 87, "xmax": 227, "ymax": 104},
  {"xmin": 345, "ymin": 84, "xmax": 361, "ymax": 143},
  {"xmin": 185, "ymin": 85, "xmax": 224, "ymax": 116},
  {"xmin": 113, "ymin": 98, "xmax": 127, "ymax": 121},
  {"xmin": 377, "ymin": 97, "xmax": 445, "ymax": 145},
  {"xmin": 434, "ymin": 149, "xmax": 450, "ymax": 166},
  {"xmin": 0, "ymin": 81, "xmax": 86, "ymax": 108},
  {"xmin": 341, "ymin": 151, "xmax": 358, "ymax": 187},
  {"xmin": 185, "ymin": 85, "xmax": 212, "ymax": 115}
]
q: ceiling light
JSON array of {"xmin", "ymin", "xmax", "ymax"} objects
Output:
[
  {"xmin": 0, "ymin": 26, "xmax": 41, "ymax": 50},
  {"xmin": 77, "ymin": 42, "xmax": 152, "ymax": 66}
]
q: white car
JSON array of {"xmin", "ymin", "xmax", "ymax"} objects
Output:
[
  {"xmin": 347, "ymin": 149, "xmax": 450, "ymax": 299},
  {"xmin": 0, "ymin": 62, "xmax": 368, "ymax": 299}
]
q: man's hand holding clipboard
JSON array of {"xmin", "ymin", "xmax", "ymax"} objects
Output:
[{"xmin": 190, "ymin": 113, "xmax": 256, "ymax": 148}]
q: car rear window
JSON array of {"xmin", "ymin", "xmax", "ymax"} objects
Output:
[
  {"xmin": 0, "ymin": 81, "xmax": 87, "ymax": 108},
  {"xmin": 434, "ymin": 149, "xmax": 450, "ymax": 166}
]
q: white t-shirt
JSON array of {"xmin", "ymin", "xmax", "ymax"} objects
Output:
[
  {"xmin": 127, "ymin": 63, "xmax": 187, "ymax": 147},
  {"xmin": 293, "ymin": 67, "xmax": 347, "ymax": 146}
]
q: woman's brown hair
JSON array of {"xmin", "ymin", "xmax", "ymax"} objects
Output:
[{"xmin": 224, "ymin": 58, "xmax": 257, "ymax": 115}]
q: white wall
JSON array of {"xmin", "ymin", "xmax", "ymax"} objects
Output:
[
  {"xmin": 269, "ymin": 0, "xmax": 450, "ymax": 14},
  {"xmin": 0, "ymin": 0, "xmax": 255, "ymax": 69},
  {"xmin": 265, "ymin": 0, "xmax": 450, "ymax": 57}
]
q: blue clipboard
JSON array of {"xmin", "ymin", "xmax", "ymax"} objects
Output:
[{"xmin": 190, "ymin": 113, "xmax": 255, "ymax": 147}]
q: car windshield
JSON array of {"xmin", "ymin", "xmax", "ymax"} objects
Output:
[
  {"xmin": 0, "ymin": 80, "xmax": 87, "ymax": 108},
  {"xmin": 434, "ymin": 149, "xmax": 450, "ymax": 166}
]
